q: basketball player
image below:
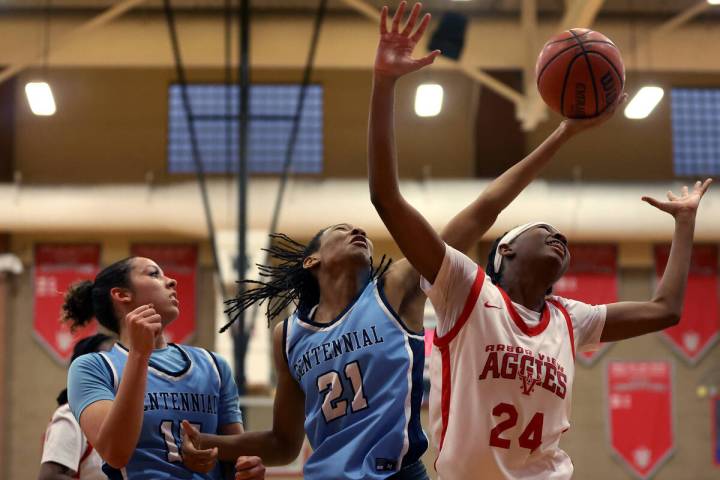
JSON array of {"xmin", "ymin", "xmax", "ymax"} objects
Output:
[
  {"xmin": 182, "ymin": 228, "xmax": 430, "ymax": 479},
  {"xmin": 64, "ymin": 256, "xmax": 265, "ymax": 479},
  {"xmin": 39, "ymin": 334, "xmax": 114, "ymax": 480},
  {"xmin": 369, "ymin": 3, "xmax": 712, "ymax": 479}
]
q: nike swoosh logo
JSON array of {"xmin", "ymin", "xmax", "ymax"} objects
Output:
[{"xmin": 484, "ymin": 301, "xmax": 502, "ymax": 309}]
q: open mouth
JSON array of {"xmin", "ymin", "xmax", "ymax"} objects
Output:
[
  {"xmin": 350, "ymin": 235, "xmax": 368, "ymax": 249},
  {"xmin": 547, "ymin": 241, "xmax": 565, "ymax": 257}
]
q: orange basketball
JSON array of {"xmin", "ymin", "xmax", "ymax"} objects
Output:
[{"xmin": 536, "ymin": 28, "xmax": 625, "ymax": 118}]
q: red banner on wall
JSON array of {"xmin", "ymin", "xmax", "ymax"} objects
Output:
[
  {"xmin": 607, "ymin": 361, "xmax": 674, "ymax": 479},
  {"xmin": 553, "ymin": 244, "xmax": 617, "ymax": 365},
  {"xmin": 654, "ymin": 245, "xmax": 719, "ymax": 365},
  {"xmin": 131, "ymin": 244, "xmax": 198, "ymax": 345},
  {"xmin": 33, "ymin": 244, "xmax": 100, "ymax": 364}
]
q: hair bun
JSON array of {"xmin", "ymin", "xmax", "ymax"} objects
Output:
[{"xmin": 62, "ymin": 280, "xmax": 95, "ymax": 329}]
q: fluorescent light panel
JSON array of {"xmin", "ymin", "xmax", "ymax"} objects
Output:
[
  {"xmin": 624, "ymin": 86, "xmax": 664, "ymax": 120},
  {"xmin": 25, "ymin": 82, "xmax": 56, "ymax": 116},
  {"xmin": 708, "ymin": 0, "xmax": 720, "ymax": 5},
  {"xmin": 415, "ymin": 84, "xmax": 443, "ymax": 117}
]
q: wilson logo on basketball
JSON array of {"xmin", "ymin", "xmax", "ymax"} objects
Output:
[{"xmin": 478, "ymin": 344, "xmax": 568, "ymax": 399}]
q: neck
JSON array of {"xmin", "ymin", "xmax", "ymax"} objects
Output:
[
  {"xmin": 499, "ymin": 267, "xmax": 552, "ymax": 312},
  {"xmin": 313, "ymin": 265, "xmax": 370, "ymax": 324},
  {"xmin": 119, "ymin": 329, "xmax": 168, "ymax": 351}
]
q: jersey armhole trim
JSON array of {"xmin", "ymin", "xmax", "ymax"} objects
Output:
[
  {"xmin": 98, "ymin": 352, "xmax": 118, "ymax": 391},
  {"xmin": 376, "ymin": 277, "xmax": 424, "ymax": 336},
  {"xmin": 547, "ymin": 299, "xmax": 576, "ymax": 360},
  {"xmin": 202, "ymin": 349, "xmax": 223, "ymax": 387},
  {"xmin": 433, "ymin": 266, "xmax": 484, "ymax": 348},
  {"xmin": 282, "ymin": 318, "xmax": 289, "ymax": 364}
]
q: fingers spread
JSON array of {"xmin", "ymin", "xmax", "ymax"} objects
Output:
[
  {"xmin": 410, "ymin": 13, "xmax": 432, "ymax": 42},
  {"xmin": 392, "ymin": 1, "xmax": 407, "ymax": 33},
  {"xmin": 401, "ymin": 3, "xmax": 422, "ymax": 36},
  {"xmin": 379, "ymin": 6, "xmax": 388, "ymax": 34}
]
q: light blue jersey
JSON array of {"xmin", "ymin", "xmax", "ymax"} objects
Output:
[
  {"xmin": 68, "ymin": 343, "xmax": 242, "ymax": 479},
  {"xmin": 284, "ymin": 279, "xmax": 428, "ymax": 479}
]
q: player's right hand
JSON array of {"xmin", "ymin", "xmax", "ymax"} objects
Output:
[
  {"xmin": 125, "ymin": 304, "xmax": 162, "ymax": 358},
  {"xmin": 181, "ymin": 420, "xmax": 218, "ymax": 474},
  {"xmin": 374, "ymin": 2, "xmax": 440, "ymax": 80}
]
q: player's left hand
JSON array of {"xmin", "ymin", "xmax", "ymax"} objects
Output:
[
  {"xmin": 235, "ymin": 456, "xmax": 266, "ymax": 480},
  {"xmin": 374, "ymin": 2, "xmax": 440, "ymax": 80},
  {"xmin": 642, "ymin": 178, "xmax": 712, "ymax": 219},
  {"xmin": 180, "ymin": 420, "xmax": 218, "ymax": 474},
  {"xmin": 561, "ymin": 92, "xmax": 628, "ymax": 135}
]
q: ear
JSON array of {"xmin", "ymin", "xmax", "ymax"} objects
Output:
[
  {"xmin": 499, "ymin": 244, "xmax": 515, "ymax": 260},
  {"xmin": 303, "ymin": 255, "xmax": 320, "ymax": 271},
  {"xmin": 110, "ymin": 286, "xmax": 133, "ymax": 304}
]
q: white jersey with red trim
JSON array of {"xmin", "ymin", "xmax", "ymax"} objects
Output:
[{"xmin": 421, "ymin": 244, "xmax": 606, "ymax": 480}]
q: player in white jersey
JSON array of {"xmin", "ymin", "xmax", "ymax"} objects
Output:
[
  {"xmin": 39, "ymin": 334, "xmax": 114, "ymax": 480},
  {"xmin": 368, "ymin": 3, "xmax": 713, "ymax": 479}
]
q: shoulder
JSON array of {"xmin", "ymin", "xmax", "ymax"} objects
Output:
[
  {"xmin": 68, "ymin": 352, "xmax": 111, "ymax": 377},
  {"xmin": 49, "ymin": 404, "xmax": 77, "ymax": 424}
]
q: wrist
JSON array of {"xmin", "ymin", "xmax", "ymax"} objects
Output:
[
  {"xmin": 127, "ymin": 349, "xmax": 151, "ymax": 363},
  {"xmin": 674, "ymin": 210, "xmax": 697, "ymax": 224},
  {"xmin": 373, "ymin": 73, "xmax": 398, "ymax": 87}
]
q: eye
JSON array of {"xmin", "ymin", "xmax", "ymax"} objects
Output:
[{"xmin": 149, "ymin": 270, "xmax": 160, "ymax": 277}]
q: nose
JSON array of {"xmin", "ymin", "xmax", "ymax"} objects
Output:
[
  {"xmin": 166, "ymin": 276, "xmax": 177, "ymax": 288},
  {"xmin": 351, "ymin": 226, "xmax": 367, "ymax": 237},
  {"xmin": 553, "ymin": 232, "xmax": 568, "ymax": 245}
]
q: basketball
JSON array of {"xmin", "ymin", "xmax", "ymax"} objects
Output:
[{"xmin": 536, "ymin": 28, "xmax": 625, "ymax": 118}]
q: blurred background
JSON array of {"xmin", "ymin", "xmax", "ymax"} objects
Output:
[{"xmin": 1, "ymin": 0, "xmax": 720, "ymax": 478}]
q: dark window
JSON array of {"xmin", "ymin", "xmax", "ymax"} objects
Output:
[
  {"xmin": 168, "ymin": 84, "xmax": 323, "ymax": 174},
  {"xmin": 671, "ymin": 88, "xmax": 720, "ymax": 176}
]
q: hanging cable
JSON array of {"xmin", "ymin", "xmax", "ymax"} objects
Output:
[{"xmin": 162, "ymin": 0, "xmax": 227, "ymax": 298}]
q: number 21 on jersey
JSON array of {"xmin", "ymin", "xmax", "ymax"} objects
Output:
[{"xmin": 316, "ymin": 360, "xmax": 369, "ymax": 422}]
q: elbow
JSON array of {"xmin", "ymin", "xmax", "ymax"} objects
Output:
[
  {"xmin": 664, "ymin": 312, "xmax": 681, "ymax": 328},
  {"xmin": 97, "ymin": 445, "xmax": 133, "ymax": 470}
]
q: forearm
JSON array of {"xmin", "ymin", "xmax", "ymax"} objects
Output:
[
  {"xmin": 94, "ymin": 353, "xmax": 148, "ymax": 467},
  {"xmin": 368, "ymin": 75, "xmax": 402, "ymax": 206},
  {"xmin": 200, "ymin": 430, "xmax": 299, "ymax": 465},
  {"xmin": 652, "ymin": 213, "xmax": 696, "ymax": 317},
  {"xmin": 442, "ymin": 122, "xmax": 573, "ymax": 252}
]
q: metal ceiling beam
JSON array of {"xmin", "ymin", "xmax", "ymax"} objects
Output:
[
  {"xmin": 651, "ymin": 0, "xmax": 712, "ymax": 40},
  {"xmin": 0, "ymin": 0, "xmax": 148, "ymax": 86},
  {"xmin": 558, "ymin": 0, "xmax": 605, "ymax": 31},
  {"xmin": 340, "ymin": 0, "xmax": 524, "ymax": 105}
]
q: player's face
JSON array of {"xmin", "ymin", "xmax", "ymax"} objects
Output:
[
  {"xmin": 316, "ymin": 223, "xmax": 374, "ymax": 270},
  {"xmin": 127, "ymin": 257, "xmax": 180, "ymax": 325},
  {"xmin": 510, "ymin": 225, "xmax": 570, "ymax": 280}
]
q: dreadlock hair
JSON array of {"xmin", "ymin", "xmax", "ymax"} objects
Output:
[
  {"xmin": 222, "ymin": 229, "xmax": 392, "ymax": 332},
  {"xmin": 62, "ymin": 257, "xmax": 136, "ymax": 334},
  {"xmin": 56, "ymin": 333, "xmax": 114, "ymax": 406}
]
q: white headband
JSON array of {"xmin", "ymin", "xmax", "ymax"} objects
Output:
[{"xmin": 493, "ymin": 222, "xmax": 557, "ymax": 273}]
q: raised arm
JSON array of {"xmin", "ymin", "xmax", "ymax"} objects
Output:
[
  {"xmin": 182, "ymin": 322, "xmax": 305, "ymax": 466},
  {"xmin": 369, "ymin": 2, "xmax": 444, "ymax": 283},
  {"xmin": 602, "ymin": 179, "xmax": 712, "ymax": 342}
]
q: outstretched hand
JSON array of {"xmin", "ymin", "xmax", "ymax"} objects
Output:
[
  {"xmin": 642, "ymin": 178, "xmax": 712, "ymax": 219},
  {"xmin": 375, "ymin": 2, "xmax": 440, "ymax": 79},
  {"xmin": 561, "ymin": 92, "xmax": 628, "ymax": 136}
]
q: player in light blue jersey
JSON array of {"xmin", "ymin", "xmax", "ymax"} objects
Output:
[
  {"xmin": 63, "ymin": 256, "xmax": 266, "ymax": 479},
  {"xmin": 183, "ymin": 228, "xmax": 429, "ymax": 480}
]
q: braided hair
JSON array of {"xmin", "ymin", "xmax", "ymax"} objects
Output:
[{"xmin": 222, "ymin": 229, "xmax": 392, "ymax": 332}]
